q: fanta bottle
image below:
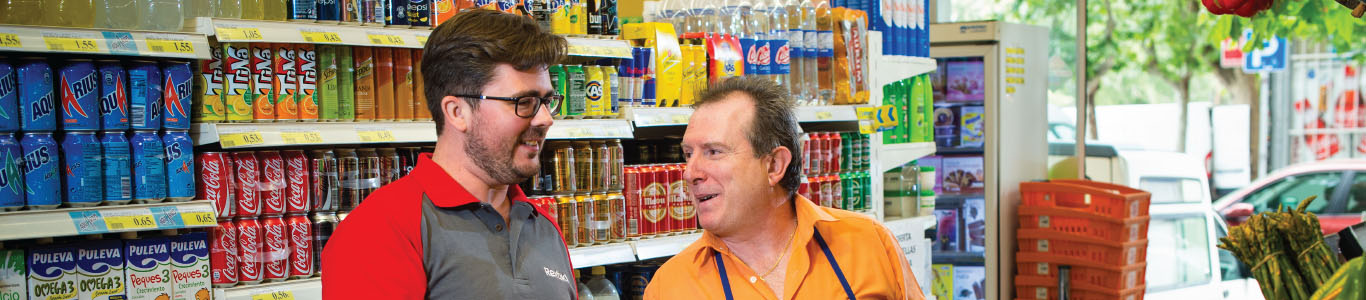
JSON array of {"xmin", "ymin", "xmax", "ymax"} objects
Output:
[
  {"xmin": 138, "ymin": 0, "xmax": 183, "ymax": 31},
  {"xmin": 7, "ymin": 0, "xmax": 47, "ymax": 25},
  {"xmin": 47, "ymin": 0, "xmax": 97, "ymax": 28},
  {"xmin": 262, "ymin": 0, "xmax": 285, "ymax": 20},
  {"xmin": 95, "ymin": 0, "xmax": 140, "ymax": 29},
  {"xmin": 215, "ymin": 0, "xmax": 241, "ymax": 18},
  {"xmin": 240, "ymin": 0, "xmax": 264, "ymax": 20}
]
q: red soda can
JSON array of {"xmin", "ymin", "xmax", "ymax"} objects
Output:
[
  {"xmin": 198, "ymin": 152, "xmax": 237, "ymax": 218},
  {"xmin": 829, "ymin": 132, "xmax": 842, "ymax": 173},
  {"xmin": 647, "ymin": 165, "xmax": 671, "ymax": 235},
  {"xmin": 622, "ymin": 166, "xmax": 642, "ymax": 239},
  {"xmin": 285, "ymin": 214, "xmax": 314, "ymax": 279},
  {"xmin": 283, "ymin": 150, "xmax": 311, "ymax": 214},
  {"xmin": 808, "ymin": 176, "xmax": 822, "ymax": 206},
  {"xmin": 665, "ymin": 164, "xmax": 685, "ymax": 234},
  {"xmin": 233, "ymin": 152, "xmax": 262, "ymax": 217},
  {"xmin": 259, "ymin": 151, "xmax": 286, "ymax": 216},
  {"xmin": 799, "ymin": 176, "xmax": 811, "ymax": 202},
  {"xmin": 819, "ymin": 175, "xmax": 835, "ymax": 207},
  {"xmin": 235, "ymin": 217, "xmax": 264, "ymax": 284},
  {"xmin": 800, "ymin": 135, "xmax": 811, "ymax": 176},
  {"xmin": 261, "ymin": 215, "xmax": 290, "ymax": 282},
  {"xmin": 211, "ymin": 219, "xmax": 239, "ymax": 287},
  {"xmin": 812, "ymin": 133, "xmax": 827, "ymax": 174}
]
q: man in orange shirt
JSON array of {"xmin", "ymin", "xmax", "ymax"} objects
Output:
[{"xmin": 645, "ymin": 77, "xmax": 924, "ymax": 300}]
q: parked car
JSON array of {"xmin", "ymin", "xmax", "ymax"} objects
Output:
[
  {"xmin": 1212, "ymin": 160, "xmax": 1366, "ymax": 235},
  {"xmin": 1145, "ymin": 203, "xmax": 1263, "ymax": 299}
]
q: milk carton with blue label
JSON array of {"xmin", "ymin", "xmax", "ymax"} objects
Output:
[
  {"xmin": 1, "ymin": 248, "xmax": 26, "ymax": 300},
  {"xmin": 76, "ymin": 240, "xmax": 124, "ymax": 300},
  {"xmin": 124, "ymin": 238, "xmax": 171, "ymax": 300},
  {"xmin": 29, "ymin": 244, "xmax": 78, "ymax": 300},
  {"xmin": 168, "ymin": 233, "xmax": 209, "ymax": 300}
]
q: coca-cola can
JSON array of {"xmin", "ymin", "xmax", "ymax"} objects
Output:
[
  {"xmin": 198, "ymin": 152, "xmax": 237, "ymax": 219},
  {"xmin": 309, "ymin": 212, "xmax": 337, "ymax": 276},
  {"xmin": 285, "ymin": 214, "xmax": 314, "ymax": 279},
  {"xmin": 335, "ymin": 149, "xmax": 360, "ymax": 212},
  {"xmin": 258, "ymin": 151, "xmax": 287, "ymax": 216},
  {"xmin": 377, "ymin": 148, "xmax": 400, "ymax": 186},
  {"xmin": 309, "ymin": 149, "xmax": 339, "ymax": 212},
  {"xmin": 211, "ymin": 219, "xmax": 240, "ymax": 287},
  {"xmin": 235, "ymin": 217, "xmax": 264, "ymax": 285},
  {"xmin": 397, "ymin": 147, "xmax": 420, "ymax": 177},
  {"xmin": 261, "ymin": 215, "xmax": 290, "ymax": 282},
  {"xmin": 283, "ymin": 150, "xmax": 311, "ymax": 214},
  {"xmin": 233, "ymin": 152, "xmax": 261, "ymax": 218}
]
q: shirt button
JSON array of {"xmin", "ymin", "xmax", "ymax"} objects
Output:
[
  {"xmin": 749, "ymin": 276, "xmax": 757, "ymax": 283},
  {"xmin": 496, "ymin": 224, "xmax": 504, "ymax": 231}
]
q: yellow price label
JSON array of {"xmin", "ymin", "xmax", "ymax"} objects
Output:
[
  {"xmin": 567, "ymin": 44, "xmax": 589, "ymax": 56},
  {"xmin": 815, "ymin": 111, "xmax": 834, "ymax": 120},
  {"xmin": 220, "ymin": 132, "xmax": 265, "ymax": 148},
  {"xmin": 0, "ymin": 33, "xmax": 21, "ymax": 48},
  {"xmin": 180, "ymin": 211, "xmax": 216, "ymax": 226},
  {"xmin": 856, "ymin": 107, "xmax": 878, "ymax": 120},
  {"xmin": 216, "ymin": 27, "xmax": 264, "ymax": 41},
  {"xmin": 301, "ymin": 31, "xmax": 342, "ymax": 43},
  {"xmin": 357, "ymin": 130, "xmax": 395, "ymax": 142},
  {"xmin": 105, "ymin": 214, "xmax": 157, "ymax": 231},
  {"xmin": 368, "ymin": 34, "xmax": 406, "ymax": 46},
  {"xmin": 606, "ymin": 47, "xmax": 631, "ymax": 58},
  {"xmin": 145, "ymin": 39, "xmax": 194, "ymax": 54},
  {"xmin": 565, "ymin": 127, "xmax": 590, "ymax": 137},
  {"xmin": 281, "ymin": 131, "xmax": 324, "ymax": 144},
  {"xmin": 251, "ymin": 291, "xmax": 296, "ymax": 300},
  {"xmin": 416, "ymin": 35, "xmax": 428, "ymax": 45},
  {"xmin": 859, "ymin": 121, "xmax": 875, "ymax": 134},
  {"xmin": 44, "ymin": 37, "xmax": 99, "ymax": 52},
  {"xmin": 670, "ymin": 114, "xmax": 689, "ymax": 124}
]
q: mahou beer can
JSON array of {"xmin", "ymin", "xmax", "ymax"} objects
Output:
[
  {"xmin": 309, "ymin": 212, "xmax": 337, "ymax": 275},
  {"xmin": 644, "ymin": 165, "xmax": 669, "ymax": 235},
  {"xmin": 622, "ymin": 166, "xmax": 641, "ymax": 239},
  {"xmin": 211, "ymin": 219, "xmax": 239, "ymax": 287},
  {"xmin": 235, "ymin": 217, "xmax": 263, "ymax": 284},
  {"xmin": 308, "ymin": 149, "xmax": 338, "ymax": 212},
  {"xmin": 261, "ymin": 215, "xmax": 290, "ymax": 282},
  {"xmin": 233, "ymin": 151, "xmax": 261, "ymax": 217},
  {"xmin": 283, "ymin": 150, "xmax": 310, "ymax": 214},
  {"xmin": 258, "ymin": 150, "xmax": 286, "ymax": 216},
  {"xmin": 666, "ymin": 163, "xmax": 688, "ymax": 234},
  {"xmin": 198, "ymin": 152, "xmax": 237, "ymax": 218},
  {"xmin": 286, "ymin": 214, "xmax": 314, "ymax": 278}
]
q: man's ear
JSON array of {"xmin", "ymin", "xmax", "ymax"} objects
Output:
[
  {"xmin": 767, "ymin": 146, "xmax": 792, "ymax": 187},
  {"xmin": 443, "ymin": 96, "xmax": 469, "ymax": 133}
]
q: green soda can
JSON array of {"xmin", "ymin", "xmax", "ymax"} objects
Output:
[
  {"xmin": 318, "ymin": 45, "xmax": 341, "ymax": 121},
  {"xmin": 839, "ymin": 172, "xmax": 852, "ymax": 210},
  {"xmin": 338, "ymin": 46, "xmax": 356, "ymax": 121},
  {"xmin": 841, "ymin": 132, "xmax": 853, "ymax": 171},
  {"xmin": 859, "ymin": 171, "xmax": 870, "ymax": 210},
  {"xmin": 565, "ymin": 65, "xmax": 587, "ymax": 118},
  {"xmin": 550, "ymin": 65, "xmax": 567, "ymax": 107}
]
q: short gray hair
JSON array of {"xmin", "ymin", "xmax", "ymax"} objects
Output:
[{"xmin": 693, "ymin": 77, "xmax": 801, "ymax": 196}]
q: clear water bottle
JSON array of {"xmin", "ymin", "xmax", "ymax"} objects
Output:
[
  {"xmin": 184, "ymin": 0, "xmax": 215, "ymax": 19},
  {"xmin": 745, "ymin": 0, "xmax": 770, "ymax": 82},
  {"xmin": 214, "ymin": 0, "xmax": 241, "ymax": 18},
  {"xmin": 95, "ymin": 0, "xmax": 139, "ymax": 29},
  {"xmin": 769, "ymin": 0, "xmax": 790, "ymax": 94},
  {"xmin": 814, "ymin": 0, "xmax": 834, "ymax": 105},
  {"xmin": 799, "ymin": 0, "xmax": 819, "ymax": 105},
  {"xmin": 138, "ymin": 0, "xmax": 183, "ymax": 31}
]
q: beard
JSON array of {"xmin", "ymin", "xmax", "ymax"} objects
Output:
[{"xmin": 465, "ymin": 115, "xmax": 545, "ymax": 185}]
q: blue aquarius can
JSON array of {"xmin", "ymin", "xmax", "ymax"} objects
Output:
[
  {"xmin": 130, "ymin": 130, "xmax": 166, "ymax": 203},
  {"xmin": 19, "ymin": 132, "xmax": 58, "ymax": 209},
  {"xmin": 18, "ymin": 57, "xmax": 55, "ymax": 132},
  {"xmin": 100, "ymin": 131, "xmax": 131, "ymax": 205},
  {"xmin": 98, "ymin": 60, "xmax": 129, "ymax": 131},
  {"xmin": 162, "ymin": 61, "xmax": 193, "ymax": 130},
  {"xmin": 0, "ymin": 59, "xmax": 19, "ymax": 132},
  {"xmin": 61, "ymin": 131, "xmax": 102, "ymax": 207},
  {"xmin": 128, "ymin": 60, "xmax": 162, "ymax": 131},
  {"xmin": 0, "ymin": 132, "xmax": 22, "ymax": 211},
  {"xmin": 59, "ymin": 59, "xmax": 100, "ymax": 131},
  {"xmin": 162, "ymin": 130, "xmax": 194, "ymax": 201}
]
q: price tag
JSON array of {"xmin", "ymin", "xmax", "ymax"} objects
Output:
[
  {"xmin": 565, "ymin": 127, "xmax": 590, "ymax": 138},
  {"xmin": 103, "ymin": 208, "xmax": 157, "ymax": 231},
  {"xmin": 357, "ymin": 130, "xmax": 395, "ymax": 142},
  {"xmin": 145, "ymin": 38, "xmax": 194, "ymax": 54},
  {"xmin": 216, "ymin": 26, "xmax": 264, "ymax": 41},
  {"xmin": 367, "ymin": 34, "xmax": 406, "ymax": 46},
  {"xmin": 815, "ymin": 111, "xmax": 834, "ymax": 120},
  {"xmin": 44, "ymin": 36, "xmax": 99, "ymax": 52},
  {"xmin": 606, "ymin": 47, "xmax": 631, "ymax": 58},
  {"xmin": 301, "ymin": 30, "xmax": 342, "ymax": 43},
  {"xmin": 69, "ymin": 211, "xmax": 109, "ymax": 234},
  {"xmin": 858, "ymin": 121, "xmax": 875, "ymax": 134},
  {"xmin": 148, "ymin": 206, "xmax": 184, "ymax": 228},
  {"xmin": 0, "ymin": 33, "xmax": 21, "ymax": 48},
  {"xmin": 281, "ymin": 131, "xmax": 324, "ymax": 144},
  {"xmin": 251, "ymin": 291, "xmax": 296, "ymax": 300},
  {"xmin": 178, "ymin": 205, "xmax": 217, "ymax": 227},
  {"xmin": 220, "ymin": 131, "xmax": 266, "ymax": 148},
  {"xmin": 567, "ymin": 44, "xmax": 588, "ymax": 56},
  {"xmin": 416, "ymin": 35, "xmax": 428, "ymax": 45},
  {"xmin": 669, "ymin": 114, "xmax": 689, "ymax": 124}
]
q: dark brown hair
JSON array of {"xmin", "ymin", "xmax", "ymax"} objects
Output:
[
  {"xmin": 693, "ymin": 77, "xmax": 802, "ymax": 196},
  {"xmin": 420, "ymin": 9, "xmax": 567, "ymax": 134}
]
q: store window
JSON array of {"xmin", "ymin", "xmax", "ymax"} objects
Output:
[
  {"xmin": 1243, "ymin": 172, "xmax": 1340, "ymax": 214},
  {"xmin": 1145, "ymin": 216, "xmax": 1213, "ymax": 292},
  {"xmin": 1140, "ymin": 177, "xmax": 1206, "ymax": 204},
  {"xmin": 1342, "ymin": 173, "xmax": 1366, "ymax": 214}
]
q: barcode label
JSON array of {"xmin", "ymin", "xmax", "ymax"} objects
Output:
[
  {"xmin": 108, "ymin": 222, "xmax": 123, "ymax": 229},
  {"xmin": 121, "ymin": 178, "xmax": 131, "ymax": 198},
  {"xmin": 150, "ymin": 45, "xmax": 165, "ymax": 53},
  {"xmin": 628, "ymin": 219, "xmax": 637, "ymax": 235},
  {"xmin": 370, "ymin": 38, "xmax": 383, "ymax": 44}
]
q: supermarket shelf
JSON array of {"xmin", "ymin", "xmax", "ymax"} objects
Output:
[
  {"xmin": 0, "ymin": 24, "xmax": 211, "ymax": 59},
  {"xmin": 936, "ymin": 194, "xmax": 985, "ymax": 204},
  {"xmin": 932, "ymin": 251, "xmax": 986, "ymax": 264},
  {"xmin": 546, "ymin": 119, "xmax": 634, "ymax": 140},
  {"xmin": 215, "ymin": 278, "xmax": 321, "ymax": 300},
  {"xmin": 625, "ymin": 107, "xmax": 694, "ymax": 127},
  {"xmin": 634, "ymin": 233, "xmax": 702, "ymax": 260},
  {"xmin": 868, "ymin": 31, "xmax": 937, "ymax": 88},
  {"xmin": 878, "ymin": 142, "xmax": 938, "ymax": 173},
  {"xmin": 0, "ymin": 200, "xmax": 217, "ymax": 241},
  {"xmin": 564, "ymin": 36, "xmax": 633, "ymax": 59},
  {"xmin": 794, "ymin": 106, "xmax": 862, "ymax": 123},
  {"xmin": 191, "ymin": 122, "xmax": 438, "ymax": 148},
  {"xmin": 568, "ymin": 242, "xmax": 637, "ymax": 268},
  {"xmin": 936, "ymin": 147, "xmax": 984, "ymax": 155},
  {"xmin": 196, "ymin": 17, "xmax": 430, "ymax": 48}
]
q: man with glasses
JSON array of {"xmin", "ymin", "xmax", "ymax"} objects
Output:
[{"xmin": 322, "ymin": 9, "xmax": 574, "ymax": 299}]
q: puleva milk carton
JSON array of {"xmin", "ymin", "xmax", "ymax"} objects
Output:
[
  {"xmin": 75, "ymin": 240, "xmax": 124, "ymax": 300},
  {"xmin": 1, "ymin": 248, "xmax": 26, "ymax": 300},
  {"xmin": 123, "ymin": 238, "xmax": 171, "ymax": 300},
  {"xmin": 29, "ymin": 244, "xmax": 78, "ymax": 300},
  {"xmin": 168, "ymin": 233, "xmax": 209, "ymax": 300}
]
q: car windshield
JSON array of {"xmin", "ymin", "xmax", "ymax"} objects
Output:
[
  {"xmin": 1146, "ymin": 215, "xmax": 1213, "ymax": 292},
  {"xmin": 1141, "ymin": 177, "xmax": 1206, "ymax": 204},
  {"xmin": 1244, "ymin": 172, "xmax": 1339, "ymax": 213}
]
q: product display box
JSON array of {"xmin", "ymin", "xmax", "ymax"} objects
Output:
[
  {"xmin": 1, "ymin": 249, "xmax": 24, "ymax": 300},
  {"xmin": 944, "ymin": 58, "xmax": 985, "ymax": 102},
  {"xmin": 959, "ymin": 105, "xmax": 984, "ymax": 148},
  {"xmin": 941, "ymin": 156, "xmax": 984, "ymax": 194},
  {"xmin": 962, "ymin": 198, "xmax": 986, "ymax": 253},
  {"xmin": 931, "ymin": 264, "xmax": 954, "ymax": 300},
  {"xmin": 933, "ymin": 208, "xmax": 959, "ymax": 252},
  {"xmin": 933, "ymin": 104, "xmax": 960, "ymax": 147},
  {"xmin": 953, "ymin": 266, "xmax": 986, "ymax": 300}
]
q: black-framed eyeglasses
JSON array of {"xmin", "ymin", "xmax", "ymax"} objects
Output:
[{"xmin": 455, "ymin": 94, "xmax": 564, "ymax": 118}]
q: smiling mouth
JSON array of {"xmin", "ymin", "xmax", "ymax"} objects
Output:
[{"xmin": 697, "ymin": 194, "xmax": 718, "ymax": 203}]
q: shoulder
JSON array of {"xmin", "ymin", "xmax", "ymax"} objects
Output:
[
  {"xmin": 330, "ymin": 175, "xmax": 426, "ymax": 247},
  {"xmin": 647, "ymin": 240, "xmax": 708, "ymax": 289},
  {"xmin": 818, "ymin": 207, "xmax": 891, "ymax": 237}
]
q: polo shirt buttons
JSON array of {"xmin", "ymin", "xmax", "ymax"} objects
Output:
[
  {"xmin": 496, "ymin": 224, "xmax": 503, "ymax": 231},
  {"xmin": 749, "ymin": 276, "xmax": 757, "ymax": 283}
]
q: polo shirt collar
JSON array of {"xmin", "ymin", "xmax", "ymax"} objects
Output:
[
  {"xmin": 412, "ymin": 153, "xmax": 533, "ymax": 208},
  {"xmin": 698, "ymin": 194, "xmax": 836, "ymax": 255}
]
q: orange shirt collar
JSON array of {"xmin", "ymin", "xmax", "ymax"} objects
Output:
[
  {"xmin": 697, "ymin": 194, "xmax": 837, "ymax": 256},
  {"xmin": 412, "ymin": 153, "xmax": 532, "ymax": 208}
]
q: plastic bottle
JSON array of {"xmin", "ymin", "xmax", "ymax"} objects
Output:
[
  {"xmin": 262, "ymin": 0, "xmax": 285, "ymax": 20},
  {"xmin": 798, "ymin": 0, "xmax": 819, "ymax": 105},
  {"xmin": 6, "ymin": 0, "xmax": 44, "ymax": 25},
  {"xmin": 575, "ymin": 269, "xmax": 596, "ymax": 300},
  {"xmin": 769, "ymin": 0, "xmax": 790, "ymax": 94},
  {"xmin": 139, "ymin": 0, "xmax": 183, "ymax": 31},
  {"xmin": 184, "ymin": 0, "xmax": 215, "ymax": 19},
  {"xmin": 745, "ymin": 0, "xmax": 771, "ymax": 82},
  {"xmin": 95, "ymin": 0, "xmax": 139, "ymax": 29},
  {"xmin": 783, "ymin": 0, "xmax": 805, "ymax": 103},
  {"xmin": 241, "ymin": 0, "xmax": 264, "ymax": 19},
  {"xmin": 214, "ymin": 0, "xmax": 241, "ymax": 18},
  {"xmin": 48, "ymin": 0, "xmax": 97, "ymax": 28},
  {"xmin": 587, "ymin": 266, "xmax": 621, "ymax": 300},
  {"xmin": 814, "ymin": 0, "xmax": 834, "ymax": 105}
]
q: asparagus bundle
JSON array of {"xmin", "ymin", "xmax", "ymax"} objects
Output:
[
  {"xmin": 1279, "ymin": 196, "xmax": 1344, "ymax": 290},
  {"xmin": 1218, "ymin": 195, "xmax": 1337, "ymax": 300}
]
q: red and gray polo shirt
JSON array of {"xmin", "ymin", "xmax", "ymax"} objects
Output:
[{"xmin": 321, "ymin": 153, "xmax": 576, "ymax": 299}]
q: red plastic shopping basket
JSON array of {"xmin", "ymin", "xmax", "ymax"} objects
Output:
[
  {"xmin": 1015, "ymin": 252, "xmax": 1147, "ymax": 290},
  {"xmin": 1021, "ymin": 179, "xmax": 1151, "ymax": 219},
  {"xmin": 1018, "ymin": 206, "xmax": 1151, "ymax": 243},
  {"xmin": 1016, "ymin": 229, "xmax": 1148, "ymax": 266},
  {"xmin": 1015, "ymin": 275, "xmax": 1145, "ymax": 300}
]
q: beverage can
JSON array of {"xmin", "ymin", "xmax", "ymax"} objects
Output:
[
  {"xmin": 59, "ymin": 59, "xmax": 100, "ymax": 131},
  {"xmin": 273, "ymin": 44, "xmax": 300, "ymax": 121},
  {"xmin": 828, "ymin": 132, "xmax": 842, "ymax": 173},
  {"xmin": 388, "ymin": 0, "xmax": 410, "ymax": 26},
  {"xmin": 285, "ymin": 214, "xmax": 314, "ymax": 278},
  {"xmin": 308, "ymin": 212, "xmax": 337, "ymax": 275},
  {"xmin": 124, "ymin": 237, "xmax": 173, "ymax": 300},
  {"xmin": 408, "ymin": 0, "xmax": 432, "ymax": 27},
  {"xmin": 0, "ymin": 133, "xmax": 22, "ymax": 211},
  {"xmin": 193, "ymin": 45, "xmax": 226, "ymax": 124},
  {"xmin": 308, "ymin": 149, "xmax": 338, "ymax": 213},
  {"xmin": 0, "ymin": 60, "xmax": 17, "ymax": 132},
  {"xmin": 235, "ymin": 217, "xmax": 263, "ymax": 285},
  {"xmin": 640, "ymin": 48, "xmax": 656, "ymax": 107},
  {"xmin": 572, "ymin": 141, "xmax": 592, "ymax": 193},
  {"xmin": 17, "ymin": 57, "xmax": 55, "ymax": 132},
  {"xmin": 378, "ymin": 148, "xmax": 400, "ymax": 185},
  {"xmin": 314, "ymin": 44, "xmax": 336, "ymax": 121},
  {"xmin": 622, "ymin": 166, "xmax": 641, "ymax": 239},
  {"xmin": 666, "ymin": 163, "xmax": 687, "ymax": 233},
  {"xmin": 589, "ymin": 192, "xmax": 610, "ymax": 245},
  {"xmin": 591, "ymin": 141, "xmax": 608, "ymax": 192},
  {"xmin": 20, "ymin": 132, "xmax": 58, "ymax": 209},
  {"xmin": 284, "ymin": 150, "xmax": 311, "ymax": 214},
  {"xmin": 374, "ymin": 47, "xmax": 395, "ymax": 121},
  {"xmin": 28, "ymin": 244, "xmax": 77, "ymax": 300},
  {"xmin": 820, "ymin": 174, "xmax": 835, "ymax": 207},
  {"xmin": 357, "ymin": 149, "xmax": 381, "ymax": 200},
  {"xmin": 211, "ymin": 219, "xmax": 240, "ymax": 287},
  {"xmin": 127, "ymin": 60, "xmax": 163, "ymax": 130},
  {"xmin": 297, "ymin": 44, "xmax": 321, "ymax": 121},
  {"xmin": 352, "ymin": 47, "xmax": 376, "ymax": 121},
  {"xmin": 573, "ymin": 193, "xmax": 591, "ymax": 247},
  {"xmin": 76, "ymin": 239, "xmax": 125, "ymax": 300},
  {"xmin": 223, "ymin": 44, "xmax": 254, "ymax": 122},
  {"xmin": 162, "ymin": 61, "xmax": 194, "ymax": 130},
  {"xmin": 261, "ymin": 215, "xmax": 289, "ymax": 282},
  {"xmin": 289, "ymin": 0, "xmax": 317, "ymax": 21},
  {"xmin": 335, "ymin": 149, "xmax": 360, "ymax": 211},
  {"xmin": 552, "ymin": 142, "xmax": 575, "ymax": 194},
  {"xmin": 564, "ymin": 65, "xmax": 585, "ymax": 118},
  {"xmin": 412, "ymin": 50, "xmax": 429, "ymax": 121},
  {"xmin": 130, "ymin": 131, "xmax": 167, "ymax": 204},
  {"xmin": 163, "ymin": 131, "xmax": 195, "ymax": 201},
  {"xmin": 555, "ymin": 194, "xmax": 576, "ymax": 247},
  {"xmin": 643, "ymin": 165, "xmax": 669, "ymax": 235},
  {"xmin": 316, "ymin": 0, "xmax": 340, "ymax": 22},
  {"xmin": 197, "ymin": 152, "xmax": 236, "ymax": 219},
  {"xmin": 394, "ymin": 49, "xmax": 415, "ymax": 121},
  {"xmin": 258, "ymin": 151, "xmax": 287, "ymax": 216},
  {"xmin": 170, "ymin": 232, "xmax": 212, "ymax": 300},
  {"xmin": 584, "ymin": 65, "xmax": 605, "ymax": 117},
  {"xmin": 250, "ymin": 44, "xmax": 277, "ymax": 122},
  {"xmin": 96, "ymin": 61, "xmax": 132, "ymax": 131},
  {"xmin": 61, "ymin": 131, "xmax": 102, "ymax": 207},
  {"xmin": 397, "ymin": 147, "xmax": 420, "ymax": 176},
  {"xmin": 339, "ymin": 0, "xmax": 358, "ymax": 23},
  {"xmin": 337, "ymin": 46, "xmax": 356, "ymax": 121},
  {"xmin": 607, "ymin": 192, "xmax": 625, "ymax": 242},
  {"xmin": 233, "ymin": 151, "xmax": 262, "ymax": 217},
  {"xmin": 602, "ymin": 63, "xmax": 618, "ymax": 116}
]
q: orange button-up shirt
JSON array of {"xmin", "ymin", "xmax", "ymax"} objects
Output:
[{"xmin": 644, "ymin": 195, "xmax": 925, "ymax": 300}]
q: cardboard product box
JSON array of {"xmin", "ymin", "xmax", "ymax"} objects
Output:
[
  {"xmin": 953, "ymin": 266, "xmax": 986, "ymax": 300},
  {"xmin": 959, "ymin": 105, "xmax": 984, "ymax": 148},
  {"xmin": 125, "ymin": 238, "xmax": 172, "ymax": 300},
  {"xmin": 941, "ymin": 156, "xmax": 984, "ymax": 194},
  {"xmin": 931, "ymin": 60, "xmax": 947, "ymax": 100},
  {"xmin": 931, "ymin": 264, "xmax": 954, "ymax": 300},
  {"xmin": 933, "ymin": 104, "xmax": 960, "ymax": 148},
  {"xmin": 933, "ymin": 208, "xmax": 959, "ymax": 252},
  {"xmin": 944, "ymin": 58, "xmax": 985, "ymax": 102},
  {"xmin": 963, "ymin": 198, "xmax": 987, "ymax": 253},
  {"xmin": 76, "ymin": 240, "xmax": 125, "ymax": 300},
  {"xmin": 1, "ymin": 248, "xmax": 25, "ymax": 300},
  {"xmin": 169, "ymin": 233, "xmax": 211, "ymax": 300},
  {"xmin": 29, "ymin": 244, "xmax": 77, "ymax": 300}
]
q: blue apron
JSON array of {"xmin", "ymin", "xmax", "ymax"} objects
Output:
[{"xmin": 713, "ymin": 229, "xmax": 857, "ymax": 300}]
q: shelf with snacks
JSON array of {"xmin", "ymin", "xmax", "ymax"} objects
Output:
[
  {"xmin": 191, "ymin": 121, "xmax": 439, "ymax": 148},
  {"xmin": 0, "ymin": 23, "xmax": 212, "ymax": 59},
  {"xmin": 214, "ymin": 278, "xmax": 322, "ymax": 300},
  {"xmin": 0, "ymin": 200, "xmax": 217, "ymax": 241}
]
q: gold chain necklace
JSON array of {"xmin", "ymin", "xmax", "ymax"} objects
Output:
[{"xmin": 760, "ymin": 220, "xmax": 799, "ymax": 279}]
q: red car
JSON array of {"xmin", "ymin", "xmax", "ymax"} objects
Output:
[{"xmin": 1213, "ymin": 160, "xmax": 1366, "ymax": 235}]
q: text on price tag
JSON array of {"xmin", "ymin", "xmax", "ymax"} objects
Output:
[
  {"xmin": 301, "ymin": 30, "xmax": 343, "ymax": 43},
  {"xmin": 145, "ymin": 38, "xmax": 194, "ymax": 54},
  {"xmin": 217, "ymin": 27, "xmax": 264, "ymax": 41},
  {"xmin": 44, "ymin": 36, "xmax": 99, "ymax": 52},
  {"xmin": 252, "ymin": 291, "xmax": 296, "ymax": 300},
  {"xmin": 220, "ymin": 132, "xmax": 265, "ymax": 148},
  {"xmin": 104, "ymin": 209, "xmax": 157, "ymax": 230},
  {"xmin": 0, "ymin": 33, "xmax": 21, "ymax": 48},
  {"xmin": 368, "ymin": 34, "xmax": 406, "ymax": 46},
  {"xmin": 416, "ymin": 35, "xmax": 428, "ymax": 45},
  {"xmin": 814, "ymin": 111, "xmax": 835, "ymax": 120},
  {"xmin": 357, "ymin": 130, "xmax": 395, "ymax": 142},
  {"xmin": 281, "ymin": 131, "xmax": 324, "ymax": 144}
]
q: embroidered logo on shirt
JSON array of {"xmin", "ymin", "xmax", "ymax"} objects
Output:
[{"xmin": 544, "ymin": 267, "xmax": 570, "ymax": 284}]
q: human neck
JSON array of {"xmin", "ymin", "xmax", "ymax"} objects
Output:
[
  {"xmin": 717, "ymin": 195, "xmax": 799, "ymax": 271},
  {"xmin": 432, "ymin": 141, "xmax": 512, "ymax": 220}
]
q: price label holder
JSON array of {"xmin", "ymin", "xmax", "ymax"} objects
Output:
[
  {"xmin": 416, "ymin": 35, "xmax": 428, "ymax": 45},
  {"xmin": 252, "ymin": 291, "xmax": 296, "ymax": 300},
  {"xmin": 216, "ymin": 25, "xmax": 264, "ymax": 41},
  {"xmin": 300, "ymin": 29, "xmax": 343, "ymax": 44},
  {"xmin": 177, "ymin": 205, "xmax": 217, "ymax": 227},
  {"xmin": 669, "ymin": 114, "xmax": 690, "ymax": 124},
  {"xmin": 814, "ymin": 111, "xmax": 835, "ymax": 120},
  {"xmin": 0, "ymin": 32, "xmax": 21, "ymax": 48},
  {"xmin": 220, "ymin": 131, "xmax": 265, "ymax": 148},
  {"xmin": 148, "ymin": 206, "xmax": 184, "ymax": 228},
  {"xmin": 357, "ymin": 130, "xmax": 396, "ymax": 142},
  {"xmin": 281, "ymin": 130, "xmax": 324, "ymax": 144},
  {"xmin": 144, "ymin": 37, "xmax": 195, "ymax": 55},
  {"xmin": 367, "ymin": 33, "xmax": 406, "ymax": 46},
  {"xmin": 42, "ymin": 32, "xmax": 99, "ymax": 52},
  {"xmin": 69, "ymin": 211, "xmax": 110, "ymax": 235},
  {"xmin": 102, "ymin": 208, "xmax": 157, "ymax": 231}
]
